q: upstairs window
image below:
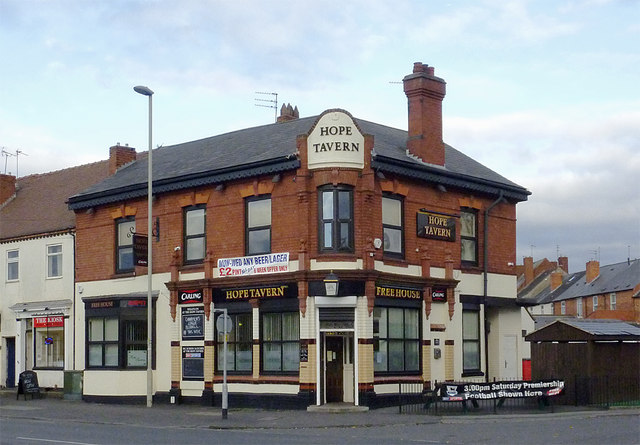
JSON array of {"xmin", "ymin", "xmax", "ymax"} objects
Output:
[
  {"xmin": 319, "ymin": 186, "xmax": 354, "ymax": 253},
  {"xmin": 577, "ymin": 298, "xmax": 583, "ymax": 317},
  {"xmin": 184, "ymin": 206, "xmax": 206, "ymax": 264},
  {"xmin": 7, "ymin": 249, "xmax": 19, "ymax": 281},
  {"xmin": 593, "ymin": 295, "xmax": 598, "ymax": 311},
  {"xmin": 115, "ymin": 217, "xmax": 135, "ymax": 273},
  {"xmin": 246, "ymin": 196, "xmax": 271, "ymax": 256},
  {"xmin": 610, "ymin": 293, "xmax": 616, "ymax": 310},
  {"xmin": 560, "ymin": 301, "xmax": 566, "ymax": 315},
  {"xmin": 382, "ymin": 195, "xmax": 404, "ymax": 258},
  {"xmin": 460, "ymin": 208, "xmax": 478, "ymax": 266},
  {"xmin": 47, "ymin": 244, "xmax": 63, "ymax": 278}
]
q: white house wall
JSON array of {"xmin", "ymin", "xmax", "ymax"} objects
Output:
[
  {"xmin": 76, "ymin": 272, "xmax": 172, "ymax": 396},
  {"xmin": 1, "ymin": 234, "xmax": 75, "ymax": 388}
]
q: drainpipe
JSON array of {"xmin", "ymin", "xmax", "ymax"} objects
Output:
[
  {"xmin": 483, "ymin": 191, "xmax": 505, "ymax": 382},
  {"xmin": 71, "ymin": 231, "xmax": 76, "ymax": 371}
]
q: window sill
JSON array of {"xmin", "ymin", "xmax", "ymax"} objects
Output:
[
  {"xmin": 111, "ymin": 271, "xmax": 135, "ymax": 279},
  {"xmin": 461, "ymin": 371, "xmax": 484, "ymax": 377},
  {"xmin": 316, "ymin": 253, "xmax": 357, "ymax": 261},
  {"xmin": 179, "ymin": 263, "xmax": 204, "ymax": 272}
]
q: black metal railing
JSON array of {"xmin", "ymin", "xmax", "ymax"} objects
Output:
[{"xmin": 397, "ymin": 375, "xmax": 640, "ymax": 415}]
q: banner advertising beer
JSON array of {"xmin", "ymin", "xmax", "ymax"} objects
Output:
[
  {"xmin": 439, "ymin": 380, "xmax": 565, "ymax": 401},
  {"xmin": 217, "ymin": 252, "xmax": 289, "ymax": 277}
]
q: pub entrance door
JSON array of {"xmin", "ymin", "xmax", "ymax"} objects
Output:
[{"xmin": 325, "ymin": 335, "xmax": 343, "ymax": 402}]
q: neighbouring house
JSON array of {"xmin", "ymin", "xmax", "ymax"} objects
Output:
[
  {"xmin": 67, "ymin": 62, "xmax": 531, "ymax": 408},
  {"xmin": 0, "ymin": 145, "xmax": 135, "ymax": 389}
]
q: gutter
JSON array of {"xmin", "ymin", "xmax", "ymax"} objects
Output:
[{"xmin": 483, "ymin": 190, "xmax": 506, "ymax": 382}]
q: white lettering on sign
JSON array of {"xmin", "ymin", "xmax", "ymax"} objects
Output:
[
  {"xmin": 308, "ymin": 111, "xmax": 364, "ymax": 170},
  {"xmin": 33, "ymin": 316, "xmax": 64, "ymax": 328}
]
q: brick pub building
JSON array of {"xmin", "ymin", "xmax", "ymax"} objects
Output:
[{"xmin": 68, "ymin": 62, "xmax": 530, "ymax": 408}]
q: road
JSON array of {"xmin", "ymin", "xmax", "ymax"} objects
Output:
[{"xmin": 2, "ymin": 408, "xmax": 638, "ymax": 445}]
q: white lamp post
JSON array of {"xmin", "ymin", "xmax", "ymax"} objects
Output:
[{"xmin": 134, "ymin": 85, "xmax": 154, "ymax": 408}]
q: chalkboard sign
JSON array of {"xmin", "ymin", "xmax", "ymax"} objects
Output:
[
  {"xmin": 182, "ymin": 346, "xmax": 204, "ymax": 380},
  {"xmin": 182, "ymin": 306, "xmax": 204, "ymax": 340},
  {"xmin": 16, "ymin": 370, "xmax": 40, "ymax": 400}
]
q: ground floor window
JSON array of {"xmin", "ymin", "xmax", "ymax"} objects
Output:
[
  {"xmin": 34, "ymin": 316, "xmax": 65, "ymax": 369},
  {"xmin": 88, "ymin": 317, "xmax": 119, "ymax": 367},
  {"xmin": 261, "ymin": 312, "xmax": 299, "ymax": 373},
  {"xmin": 373, "ymin": 306, "xmax": 420, "ymax": 373},
  {"xmin": 217, "ymin": 312, "xmax": 252, "ymax": 373},
  {"xmin": 85, "ymin": 297, "xmax": 156, "ymax": 369},
  {"xmin": 462, "ymin": 309, "xmax": 481, "ymax": 374}
]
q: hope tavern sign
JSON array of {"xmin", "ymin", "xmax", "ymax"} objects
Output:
[
  {"xmin": 417, "ymin": 210, "xmax": 456, "ymax": 242},
  {"xmin": 307, "ymin": 110, "xmax": 365, "ymax": 170}
]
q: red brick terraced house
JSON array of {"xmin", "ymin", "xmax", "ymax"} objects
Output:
[{"xmin": 67, "ymin": 63, "xmax": 530, "ymax": 408}]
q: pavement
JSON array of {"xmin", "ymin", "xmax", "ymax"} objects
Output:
[{"xmin": 1, "ymin": 389, "xmax": 638, "ymax": 431}]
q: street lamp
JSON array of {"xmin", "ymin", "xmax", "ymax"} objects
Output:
[
  {"xmin": 324, "ymin": 271, "xmax": 339, "ymax": 297},
  {"xmin": 134, "ymin": 85, "xmax": 154, "ymax": 408}
]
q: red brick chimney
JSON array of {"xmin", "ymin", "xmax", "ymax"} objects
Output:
[
  {"xmin": 403, "ymin": 62, "xmax": 446, "ymax": 166},
  {"xmin": 277, "ymin": 103, "xmax": 299, "ymax": 123},
  {"xmin": 558, "ymin": 256, "xmax": 569, "ymax": 273},
  {"xmin": 550, "ymin": 271, "xmax": 563, "ymax": 290},
  {"xmin": 109, "ymin": 144, "xmax": 136, "ymax": 175},
  {"xmin": 0, "ymin": 174, "xmax": 16, "ymax": 205},
  {"xmin": 586, "ymin": 260, "xmax": 600, "ymax": 283},
  {"xmin": 523, "ymin": 256, "xmax": 534, "ymax": 287}
]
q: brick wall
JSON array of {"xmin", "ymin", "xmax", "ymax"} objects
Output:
[{"xmin": 75, "ymin": 163, "xmax": 519, "ymax": 282}]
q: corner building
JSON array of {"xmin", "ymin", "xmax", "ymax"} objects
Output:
[{"xmin": 69, "ymin": 63, "xmax": 530, "ymax": 408}]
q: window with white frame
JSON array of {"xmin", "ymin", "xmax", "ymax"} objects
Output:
[
  {"xmin": 577, "ymin": 298, "xmax": 583, "ymax": 317},
  {"xmin": 382, "ymin": 195, "xmax": 404, "ymax": 258},
  {"xmin": 7, "ymin": 249, "xmax": 19, "ymax": 281},
  {"xmin": 460, "ymin": 209, "xmax": 478, "ymax": 265},
  {"xmin": 115, "ymin": 217, "xmax": 135, "ymax": 273},
  {"xmin": 560, "ymin": 301, "xmax": 566, "ymax": 315},
  {"xmin": 183, "ymin": 205, "xmax": 206, "ymax": 263},
  {"xmin": 609, "ymin": 293, "xmax": 616, "ymax": 310},
  {"xmin": 593, "ymin": 295, "xmax": 598, "ymax": 311},
  {"xmin": 246, "ymin": 196, "xmax": 271, "ymax": 256},
  {"xmin": 47, "ymin": 244, "xmax": 63, "ymax": 278}
]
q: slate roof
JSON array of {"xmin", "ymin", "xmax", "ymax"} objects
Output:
[
  {"xmin": 561, "ymin": 318, "xmax": 640, "ymax": 336},
  {"xmin": 68, "ymin": 114, "xmax": 530, "ymax": 210},
  {"xmin": 527, "ymin": 318, "xmax": 640, "ymax": 341},
  {"xmin": 552, "ymin": 260, "xmax": 640, "ymax": 302},
  {"xmin": 1, "ymin": 161, "xmax": 111, "ymax": 240}
]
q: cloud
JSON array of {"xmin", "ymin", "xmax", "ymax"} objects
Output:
[{"xmin": 444, "ymin": 106, "xmax": 640, "ymax": 269}]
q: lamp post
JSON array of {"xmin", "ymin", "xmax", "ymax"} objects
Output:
[{"xmin": 134, "ymin": 85, "xmax": 154, "ymax": 408}]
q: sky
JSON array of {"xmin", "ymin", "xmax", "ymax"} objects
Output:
[{"xmin": 1, "ymin": 0, "xmax": 638, "ymax": 273}]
